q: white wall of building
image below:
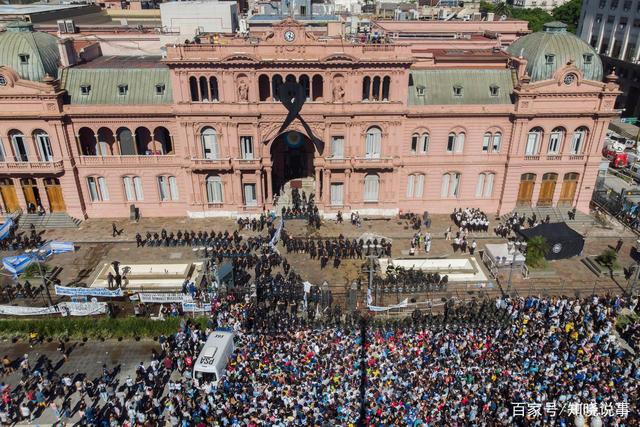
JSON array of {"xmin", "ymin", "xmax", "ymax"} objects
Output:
[{"xmin": 160, "ymin": 0, "xmax": 238, "ymax": 36}]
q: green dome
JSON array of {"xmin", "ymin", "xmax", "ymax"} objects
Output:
[
  {"xmin": 507, "ymin": 21, "xmax": 603, "ymax": 83},
  {"xmin": 0, "ymin": 21, "xmax": 60, "ymax": 82}
]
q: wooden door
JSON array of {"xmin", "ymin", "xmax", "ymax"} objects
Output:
[
  {"xmin": 0, "ymin": 179, "xmax": 19, "ymax": 212},
  {"xmin": 537, "ymin": 173, "xmax": 557, "ymax": 207},
  {"xmin": 44, "ymin": 178, "xmax": 66, "ymax": 212},
  {"xmin": 558, "ymin": 173, "xmax": 579, "ymax": 206},
  {"xmin": 516, "ymin": 173, "xmax": 536, "ymax": 206}
]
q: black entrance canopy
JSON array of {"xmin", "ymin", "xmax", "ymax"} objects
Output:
[{"xmin": 518, "ymin": 222, "xmax": 584, "ymax": 260}]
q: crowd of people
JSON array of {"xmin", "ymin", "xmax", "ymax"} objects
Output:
[
  {"xmin": 0, "ymin": 294, "xmax": 637, "ymax": 425},
  {"xmin": 451, "ymin": 207, "xmax": 490, "ymax": 233},
  {"xmin": 282, "ymin": 233, "xmax": 392, "ymax": 268},
  {"xmin": 0, "ymin": 224, "xmax": 43, "ymax": 252},
  {"xmin": 281, "ymin": 189, "xmax": 321, "ymax": 229}
]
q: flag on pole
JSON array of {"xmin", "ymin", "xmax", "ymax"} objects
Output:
[{"xmin": 269, "ymin": 217, "xmax": 285, "ymax": 249}]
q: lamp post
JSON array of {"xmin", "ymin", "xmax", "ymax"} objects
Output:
[
  {"xmin": 506, "ymin": 241, "xmax": 522, "ymax": 296},
  {"xmin": 37, "ymin": 249, "xmax": 53, "ymax": 306}
]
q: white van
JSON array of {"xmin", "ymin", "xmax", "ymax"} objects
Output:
[{"xmin": 193, "ymin": 331, "xmax": 235, "ymax": 385}]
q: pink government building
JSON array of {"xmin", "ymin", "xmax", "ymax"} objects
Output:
[{"xmin": 0, "ymin": 18, "xmax": 620, "ymax": 219}]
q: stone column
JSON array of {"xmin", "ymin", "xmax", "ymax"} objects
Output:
[
  {"xmin": 265, "ymin": 166, "xmax": 272, "ymax": 204},
  {"xmin": 254, "ymin": 170, "xmax": 263, "ymax": 207},
  {"xmin": 315, "ymin": 167, "xmax": 321, "ymax": 198},
  {"xmin": 344, "ymin": 168, "xmax": 351, "ymax": 208},
  {"xmin": 232, "ymin": 170, "xmax": 242, "ymax": 207},
  {"xmin": 322, "ymin": 169, "xmax": 331, "ymax": 205}
]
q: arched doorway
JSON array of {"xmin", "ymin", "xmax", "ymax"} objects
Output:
[
  {"xmin": 558, "ymin": 172, "xmax": 579, "ymax": 207},
  {"xmin": 21, "ymin": 178, "xmax": 42, "ymax": 212},
  {"xmin": 0, "ymin": 178, "xmax": 19, "ymax": 213},
  {"xmin": 44, "ymin": 177, "xmax": 66, "ymax": 212},
  {"xmin": 537, "ymin": 173, "xmax": 558, "ymax": 206},
  {"xmin": 517, "ymin": 173, "xmax": 536, "ymax": 206},
  {"xmin": 270, "ymin": 131, "xmax": 315, "ymax": 195}
]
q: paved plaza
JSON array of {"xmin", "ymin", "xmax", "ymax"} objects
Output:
[
  {"xmin": 0, "ymin": 340, "xmax": 158, "ymax": 426},
  {"xmin": 2, "ymin": 211, "xmax": 638, "ymax": 309}
]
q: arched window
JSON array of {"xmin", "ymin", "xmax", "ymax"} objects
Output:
[
  {"xmin": 33, "ymin": 130, "xmax": 53, "ymax": 162},
  {"xmin": 482, "ymin": 132, "xmax": 492, "ymax": 152},
  {"xmin": 411, "ymin": 133, "xmax": 419, "ymax": 154},
  {"xmin": 258, "ymin": 74, "xmax": 270, "ymax": 101},
  {"xmin": 548, "ymin": 127, "xmax": 565, "ymax": 154},
  {"xmin": 272, "ymin": 75, "xmax": 283, "ymax": 102},
  {"xmin": 9, "ymin": 130, "xmax": 28, "ymax": 162},
  {"xmin": 364, "ymin": 126, "xmax": 382, "ymax": 159},
  {"xmin": 312, "ymin": 74, "xmax": 323, "ymax": 101},
  {"xmin": 407, "ymin": 173, "xmax": 425, "ymax": 198},
  {"xmin": 199, "ymin": 76, "xmax": 209, "ymax": 102},
  {"xmin": 117, "ymin": 127, "xmax": 136, "ymax": 155},
  {"xmin": 382, "ymin": 76, "xmax": 391, "ymax": 101},
  {"xmin": 362, "ymin": 76, "xmax": 370, "ymax": 101},
  {"xmin": 201, "ymin": 127, "xmax": 219, "ymax": 159},
  {"xmin": 209, "ymin": 77, "xmax": 219, "ymax": 101},
  {"xmin": 363, "ymin": 174, "xmax": 379, "ymax": 202},
  {"xmin": 441, "ymin": 172, "xmax": 461, "ymax": 198},
  {"xmin": 420, "ymin": 133, "xmax": 429, "ymax": 154},
  {"xmin": 526, "ymin": 127, "xmax": 543, "ymax": 155},
  {"xmin": 189, "ymin": 76, "xmax": 199, "ymax": 102},
  {"xmin": 206, "ymin": 175, "xmax": 224, "ymax": 203},
  {"xmin": 372, "ymin": 76, "xmax": 381, "ymax": 101},
  {"xmin": 447, "ymin": 132, "xmax": 456, "ymax": 153},
  {"xmin": 285, "ymin": 74, "xmax": 296, "ymax": 84},
  {"xmin": 455, "ymin": 132, "xmax": 465, "ymax": 153},
  {"xmin": 492, "ymin": 132, "xmax": 502, "ymax": 152},
  {"xmin": 123, "ymin": 175, "xmax": 143, "ymax": 201},
  {"xmin": 299, "ymin": 74, "xmax": 310, "ymax": 99},
  {"xmin": 571, "ymin": 127, "xmax": 588, "ymax": 154},
  {"xmin": 157, "ymin": 175, "xmax": 179, "ymax": 201},
  {"xmin": 154, "ymin": 127, "xmax": 173, "ymax": 155},
  {"xmin": 87, "ymin": 176, "xmax": 109, "ymax": 201},
  {"xmin": 475, "ymin": 172, "xmax": 495, "ymax": 198}
]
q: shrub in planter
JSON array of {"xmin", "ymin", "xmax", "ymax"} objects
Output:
[
  {"xmin": 595, "ymin": 248, "xmax": 619, "ymax": 271},
  {"xmin": 525, "ymin": 236, "xmax": 549, "ymax": 269}
]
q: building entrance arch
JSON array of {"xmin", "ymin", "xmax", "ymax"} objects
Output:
[{"xmin": 270, "ymin": 131, "xmax": 315, "ymax": 195}]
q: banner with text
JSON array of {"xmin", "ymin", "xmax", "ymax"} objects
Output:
[
  {"xmin": 138, "ymin": 293, "xmax": 193, "ymax": 304},
  {"xmin": 182, "ymin": 302, "xmax": 212, "ymax": 313},
  {"xmin": 55, "ymin": 285, "xmax": 123, "ymax": 298}
]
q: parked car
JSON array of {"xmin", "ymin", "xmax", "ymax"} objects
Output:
[
  {"xmin": 602, "ymin": 141, "xmax": 629, "ymax": 168},
  {"xmin": 625, "ymin": 147, "xmax": 640, "ymax": 165},
  {"xmin": 629, "ymin": 162, "xmax": 640, "ymax": 182}
]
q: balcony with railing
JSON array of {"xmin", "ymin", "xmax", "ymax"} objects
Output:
[
  {"xmin": 568, "ymin": 154, "xmax": 585, "ymax": 161},
  {"xmin": 77, "ymin": 155, "xmax": 178, "ymax": 167},
  {"xmin": 232, "ymin": 157, "xmax": 262, "ymax": 170},
  {"xmin": 524, "ymin": 155, "xmax": 540, "ymax": 161},
  {"xmin": 352, "ymin": 156, "xmax": 395, "ymax": 170},
  {"xmin": 0, "ymin": 159, "xmax": 64, "ymax": 173},
  {"xmin": 325, "ymin": 156, "xmax": 351, "ymax": 169},
  {"xmin": 190, "ymin": 157, "xmax": 232, "ymax": 171},
  {"xmin": 546, "ymin": 155, "xmax": 563, "ymax": 160}
]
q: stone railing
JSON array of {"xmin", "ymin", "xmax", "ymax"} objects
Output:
[
  {"xmin": 524, "ymin": 155, "xmax": 540, "ymax": 161},
  {"xmin": 77, "ymin": 155, "xmax": 177, "ymax": 166},
  {"xmin": 568, "ymin": 155, "xmax": 585, "ymax": 160},
  {"xmin": 546, "ymin": 155, "xmax": 563, "ymax": 160},
  {"xmin": 0, "ymin": 160, "xmax": 64, "ymax": 173}
]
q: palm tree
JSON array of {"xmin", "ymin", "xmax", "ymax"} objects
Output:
[
  {"xmin": 494, "ymin": 2, "xmax": 513, "ymax": 18},
  {"xmin": 525, "ymin": 236, "xmax": 549, "ymax": 268}
]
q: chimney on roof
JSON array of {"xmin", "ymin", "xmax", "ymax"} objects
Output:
[{"xmin": 57, "ymin": 38, "xmax": 77, "ymax": 67}]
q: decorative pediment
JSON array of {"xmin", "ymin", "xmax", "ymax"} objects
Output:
[
  {"xmin": 0, "ymin": 66, "xmax": 58, "ymax": 96},
  {"xmin": 322, "ymin": 53, "xmax": 358, "ymax": 63},
  {"xmin": 221, "ymin": 53, "xmax": 259, "ymax": 63}
]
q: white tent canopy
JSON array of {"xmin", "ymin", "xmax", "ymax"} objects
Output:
[{"xmin": 483, "ymin": 243, "xmax": 525, "ymax": 267}]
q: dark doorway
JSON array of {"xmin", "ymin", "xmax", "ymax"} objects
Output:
[{"xmin": 270, "ymin": 131, "xmax": 315, "ymax": 195}]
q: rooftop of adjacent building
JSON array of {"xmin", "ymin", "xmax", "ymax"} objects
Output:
[{"xmin": 72, "ymin": 55, "xmax": 166, "ymax": 69}]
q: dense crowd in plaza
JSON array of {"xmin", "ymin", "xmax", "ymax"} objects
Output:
[{"xmin": 0, "ymin": 294, "xmax": 637, "ymax": 425}]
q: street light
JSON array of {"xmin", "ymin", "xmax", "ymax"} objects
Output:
[
  {"xmin": 506, "ymin": 241, "xmax": 522, "ymax": 296},
  {"xmin": 37, "ymin": 249, "xmax": 53, "ymax": 306}
]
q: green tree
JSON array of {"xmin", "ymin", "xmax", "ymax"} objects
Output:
[
  {"xmin": 495, "ymin": 2, "xmax": 513, "ymax": 17},
  {"xmin": 511, "ymin": 7, "xmax": 554, "ymax": 32},
  {"xmin": 552, "ymin": 0, "xmax": 582, "ymax": 33},
  {"xmin": 595, "ymin": 248, "xmax": 619, "ymax": 271},
  {"xmin": 525, "ymin": 236, "xmax": 550, "ymax": 268}
]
